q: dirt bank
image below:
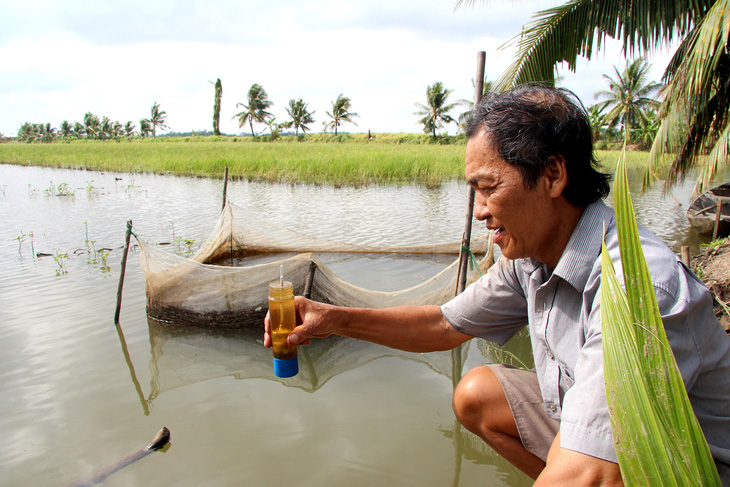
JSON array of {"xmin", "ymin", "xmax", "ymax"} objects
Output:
[{"xmin": 691, "ymin": 240, "xmax": 730, "ymax": 333}]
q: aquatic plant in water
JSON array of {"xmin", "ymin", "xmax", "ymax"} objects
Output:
[
  {"xmin": 53, "ymin": 251, "xmax": 69, "ymax": 276},
  {"xmin": 44, "ymin": 181, "xmax": 75, "ymax": 197},
  {"xmin": 15, "ymin": 231, "xmax": 34, "ymax": 257},
  {"xmin": 85, "ymin": 180, "xmax": 99, "ymax": 197}
]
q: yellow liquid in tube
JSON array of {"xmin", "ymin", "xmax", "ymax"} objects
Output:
[{"xmin": 269, "ymin": 278, "xmax": 298, "ymax": 377}]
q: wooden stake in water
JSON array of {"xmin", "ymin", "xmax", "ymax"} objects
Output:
[
  {"xmin": 114, "ymin": 220, "xmax": 133, "ymax": 324},
  {"xmin": 221, "ymin": 166, "xmax": 229, "ymax": 213}
]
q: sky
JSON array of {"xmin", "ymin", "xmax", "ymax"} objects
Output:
[{"xmin": 0, "ymin": 0, "xmax": 676, "ymax": 137}]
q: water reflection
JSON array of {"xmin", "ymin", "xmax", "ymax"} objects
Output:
[{"xmin": 144, "ymin": 319, "xmax": 464, "ymax": 398}]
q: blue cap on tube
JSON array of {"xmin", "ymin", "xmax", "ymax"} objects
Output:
[{"xmin": 273, "ymin": 357, "xmax": 299, "ymax": 378}]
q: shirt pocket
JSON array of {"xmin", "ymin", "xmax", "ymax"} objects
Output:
[{"xmin": 558, "ymin": 364, "xmax": 575, "ymax": 405}]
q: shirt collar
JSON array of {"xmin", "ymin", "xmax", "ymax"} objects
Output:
[{"xmin": 518, "ymin": 200, "xmax": 614, "ymax": 290}]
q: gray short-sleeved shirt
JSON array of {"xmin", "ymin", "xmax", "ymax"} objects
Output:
[{"xmin": 441, "ymin": 199, "xmax": 730, "ymax": 464}]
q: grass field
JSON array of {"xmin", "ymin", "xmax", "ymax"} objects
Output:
[{"xmin": 0, "ymin": 134, "xmax": 655, "ymax": 187}]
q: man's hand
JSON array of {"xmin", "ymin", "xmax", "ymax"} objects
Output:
[
  {"xmin": 264, "ymin": 296, "xmax": 339, "ymax": 348},
  {"xmin": 535, "ymin": 433, "xmax": 623, "ymax": 486}
]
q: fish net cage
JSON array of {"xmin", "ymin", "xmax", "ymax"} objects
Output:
[{"xmin": 138, "ymin": 202, "xmax": 493, "ymax": 326}]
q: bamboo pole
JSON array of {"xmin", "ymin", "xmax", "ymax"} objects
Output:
[
  {"xmin": 222, "ymin": 166, "xmax": 229, "ymax": 212},
  {"xmin": 114, "ymin": 220, "xmax": 133, "ymax": 324},
  {"xmin": 456, "ymin": 51, "xmax": 486, "ymax": 296},
  {"xmin": 304, "ymin": 261, "xmax": 317, "ymax": 299}
]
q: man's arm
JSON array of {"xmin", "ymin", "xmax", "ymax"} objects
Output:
[
  {"xmin": 264, "ymin": 297, "xmax": 472, "ymax": 353},
  {"xmin": 535, "ymin": 433, "xmax": 623, "ymax": 486}
]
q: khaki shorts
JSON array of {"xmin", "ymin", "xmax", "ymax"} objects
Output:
[
  {"xmin": 488, "ymin": 364, "xmax": 559, "ymax": 461},
  {"xmin": 490, "ymin": 364, "xmax": 730, "ymax": 486}
]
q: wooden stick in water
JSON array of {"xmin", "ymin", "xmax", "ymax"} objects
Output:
[
  {"xmin": 63, "ymin": 427, "xmax": 170, "ymax": 487},
  {"xmin": 222, "ymin": 166, "xmax": 229, "ymax": 212},
  {"xmin": 114, "ymin": 220, "xmax": 133, "ymax": 324}
]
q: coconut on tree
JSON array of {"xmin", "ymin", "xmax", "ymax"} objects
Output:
[
  {"xmin": 414, "ymin": 81, "xmax": 458, "ymax": 138},
  {"xmin": 233, "ymin": 83, "xmax": 274, "ymax": 137}
]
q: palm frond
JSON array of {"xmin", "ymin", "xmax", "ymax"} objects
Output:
[
  {"xmin": 602, "ymin": 147, "xmax": 721, "ymax": 485},
  {"xmin": 693, "ymin": 122, "xmax": 730, "ymax": 197}
]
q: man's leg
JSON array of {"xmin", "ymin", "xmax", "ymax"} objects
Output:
[{"xmin": 452, "ymin": 365, "xmax": 555, "ymax": 480}]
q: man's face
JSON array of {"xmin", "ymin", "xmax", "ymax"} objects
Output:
[{"xmin": 465, "ymin": 132, "xmax": 559, "ymax": 265}]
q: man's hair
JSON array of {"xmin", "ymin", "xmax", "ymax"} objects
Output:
[{"xmin": 465, "ymin": 84, "xmax": 611, "ymax": 206}]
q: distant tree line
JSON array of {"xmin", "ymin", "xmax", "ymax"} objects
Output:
[
  {"xmin": 17, "ymin": 102, "xmax": 168, "ymax": 143},
  {"xmin": 14, "ymin": 63, "xmax": 661, "ymax": 146}
]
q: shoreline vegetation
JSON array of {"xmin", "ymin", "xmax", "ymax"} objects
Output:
[{"xmin": 0, "ymin": 133, "xmax": 655, "ymax": 187}]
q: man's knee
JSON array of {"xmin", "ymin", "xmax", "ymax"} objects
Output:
[{"xmin": 453, "ymin": 365, "xmax": 513, "ymax": 433}]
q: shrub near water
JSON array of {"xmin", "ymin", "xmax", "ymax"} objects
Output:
[{"xmin": 0, "ymin": 135, "xmax": 651, "ymax": 186}]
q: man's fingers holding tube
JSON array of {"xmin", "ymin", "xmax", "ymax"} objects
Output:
[{"xmin": 263, "ymin": 311, "xmax": 272, "ymax": 348}]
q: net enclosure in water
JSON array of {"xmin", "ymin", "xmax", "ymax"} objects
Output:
[{"xmin": 138, "ymin": 202, "xmax": 493, "ymax": 326}]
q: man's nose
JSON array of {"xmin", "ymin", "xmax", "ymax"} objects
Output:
[{"xmin": 473, "ymin": 194, "xmax": 490, "ymax": 221}]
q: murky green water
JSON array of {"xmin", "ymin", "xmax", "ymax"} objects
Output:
[{"xmin": 0, "ymin": 163, "xmax": 717, "ymax": 486}]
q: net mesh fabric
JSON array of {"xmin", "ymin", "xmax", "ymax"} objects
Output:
[{"xmin": 139, "ymin": 201, "xmax": 493, "ymax": 326}]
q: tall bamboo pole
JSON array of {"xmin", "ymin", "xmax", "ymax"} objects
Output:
[{"xmin": 456, "ymin": 51, "xmax": 486, "ymax": 295}]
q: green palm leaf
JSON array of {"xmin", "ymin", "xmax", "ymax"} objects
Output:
[
  {"xmin": 460, "ymin": 0, "xmax": 725, "ymax": 194},
  {"xmin": 601, "ymin": 147, "xmax": 720, "ymax": 485}
]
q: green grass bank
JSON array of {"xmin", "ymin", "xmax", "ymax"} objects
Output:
[{"xmin": 0, "ymin": 135, "xmax": 652, "ymax": 187}]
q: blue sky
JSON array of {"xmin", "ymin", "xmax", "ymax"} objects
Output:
[{"xmin": 0, "ymin": 0, "xmax": 674, "ymax": 137}]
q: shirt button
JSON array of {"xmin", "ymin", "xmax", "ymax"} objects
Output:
[
  {"xmin": 547, "ymin": 404, "xmax": 557, "ymax": 413},
  {"xmin": 546, "ymin": 350, "xmax": 554, "ymax": 359}
]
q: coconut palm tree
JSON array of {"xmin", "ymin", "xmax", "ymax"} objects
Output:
[
  {"xmin": 233, "ymin": 83, "xmax": 274, "ymax": 137},
  {"xmin": 59, "ymin": 120, "xmax": 72, "ymax": 140},
  {"xmin": 455, "ymin": 0, "xmax": 724, "ymax": 193},
  {"xmin": 285, "ymin": 98, "xmax": 316, "ymax": 136},
  {"xmin": 100, "ymin": 116, "xmax": 113, "ymax": 141},
  {"xmin": 212, "ymin": 78, "xmax": 222, "ymax": 136},
  {"xmin": 414, "ymin": 82, "xmax": 458, "ymax": 138},
  {"xmin": 124, "ymin": 121, "xmax": 136, "ymax": 139},
  {"xmin": 325, "ymin": 94, "xmax": 359, "ymax": 135},
  {"xmin": 83, "ymin": 112, "xmax": 100, "ymax": 140},
  {"xmin": 72, "ymin": 121, "xmax": 85, "ymax": 139},
  {"xmin": 147, "ymin": 102, "xmax": 168, "ymax": 138},
  {"xmin": 139, "ymin": 119, "xmax": 152, "ymax": 138},
  {"xmin": 594, "ymin": 58, "xmax": 662, "ymax": 146}
]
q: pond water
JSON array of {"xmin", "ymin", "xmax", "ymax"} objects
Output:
[{"xmin": 0, "ymin": 162, "xmax": 718, "ymax": 487}]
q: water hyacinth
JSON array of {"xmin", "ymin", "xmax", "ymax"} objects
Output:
[{"xmin": 601, "ymin": 148, "xmax": 720, "ymax": 485}]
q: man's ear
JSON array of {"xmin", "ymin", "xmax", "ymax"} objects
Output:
[{"xmin": 543, "ymin": 155, "xmax": 568, "ymax": 198}]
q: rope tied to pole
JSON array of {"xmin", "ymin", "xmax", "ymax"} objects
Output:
[{"xmin": 460, "ymin": 244, "xmax": 483, "ymax": 278}]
